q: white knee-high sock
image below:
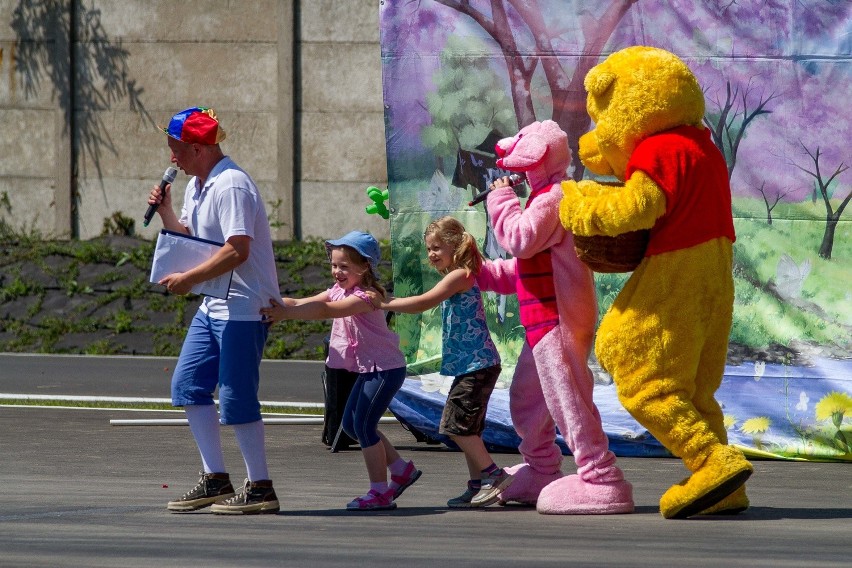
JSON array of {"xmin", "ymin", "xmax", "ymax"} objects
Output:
[
  {"xmin": 233, "ymin": 419, "xmax": 270, "ymax": 482},
  {"xmin": 184, "ymin": 404, "xmax": 226, "ymax": 474}
]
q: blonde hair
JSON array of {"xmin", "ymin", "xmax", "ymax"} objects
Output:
[
  {"xmin": 330, "ymin": 245, "xmax": 387, "ymax": 299},
  {"xmin": 424, "ymin": 216, "xmax": 483, "ymax": 276}
]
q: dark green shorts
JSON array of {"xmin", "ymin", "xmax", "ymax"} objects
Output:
[{"xmin": 439, "ymin": 364, "xmax": 501, "ymax": 437}]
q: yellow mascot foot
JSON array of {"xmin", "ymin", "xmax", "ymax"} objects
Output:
[
  {"xmin": 699, "ymin": 484, "xmax": 749, "ymax": 515},
  {"xmin": 665, "ymin": 482, "xmax": 750, "ymax": 516},
  {"xmin": 660, "ymin": 445, "xmax": 753, "ymax": 519}
]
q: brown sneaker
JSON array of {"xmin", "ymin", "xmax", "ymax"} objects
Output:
[
  {"xmin": 211, "ymin": 479, "xmax": 280, "ymax": 515},
  {"xmin": 470, "ymin": 468, "xmax": 514, "ymax": 507},
  {"xmin": 167, "ymin": 472, "xmax": 235, "ymax": 512}
]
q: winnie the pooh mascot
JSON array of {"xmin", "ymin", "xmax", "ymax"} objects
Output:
[
  {"xmin": 559, "ymin": 46, "xmax": 753, "ymax": 519},
  {"xmin": 476, "ymin": 119, "xmax": 634, "ymax": 514}
]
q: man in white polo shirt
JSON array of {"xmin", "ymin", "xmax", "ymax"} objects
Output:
[{"xmin": 147, "ymin": 106, "xmax": 281, "ymax": 515}]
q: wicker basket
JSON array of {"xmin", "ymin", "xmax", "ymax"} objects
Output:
[{"xmin": 573, "ymin": 230, "xmax": 650, "ymax": 273}]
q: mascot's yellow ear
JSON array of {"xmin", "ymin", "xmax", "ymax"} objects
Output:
[{"xmin": 585, "ymin": 69, "xmax": 617, "ymax": 97}]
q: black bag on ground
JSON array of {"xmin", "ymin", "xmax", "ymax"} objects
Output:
[{"xmin": 321, "ymin": 364, "xmax": 358, "ymax": 451}]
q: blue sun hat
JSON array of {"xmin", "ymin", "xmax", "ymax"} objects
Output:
[{"xmin": 325, "ymin": 231, "xmax": 381, "ymax": 272}]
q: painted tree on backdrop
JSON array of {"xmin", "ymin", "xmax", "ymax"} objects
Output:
[
  {"xmin": 695, "ymin": 59, "xmax": 791, "ymax": 227},
  {"xmin": 783, "ymin": 64, "xmax": 851, "ymax": 260},
  {"xmin": 382, "ymin": 0, "xmax": 851, "ymax": 260},
  {"xmin": 384, "ymin": 0, "xmax": 639, "ymax": 181},
  {"xmin": 627, "ymin": 0, "xmax": 851, "ymax": 260},
  {"xmin": 420, "ymin": 35, "xmax": 517, "ymax": 175}
]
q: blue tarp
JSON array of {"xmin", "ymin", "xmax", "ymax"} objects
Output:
[{"xmin": 390, "ymin": 357, "xmax": 852, "ymax": 461}]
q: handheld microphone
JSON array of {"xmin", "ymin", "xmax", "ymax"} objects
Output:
[
  {"xmin": 468, "ymin": 173, "xmax": 525, "ymax": 206},
  {"xmin": 143, "ymin": 167, "xmax": 178, "ymax": 227}
]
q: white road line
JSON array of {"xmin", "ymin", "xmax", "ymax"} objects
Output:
[
  {"xmin": 0, "ymin": 393, "xmax": 398, "ymax": 426},
  {"xmin": 109, "ymin": 417, "xmax": 398, "ymax": 426},
  {"xmin": 0, "ymin": 393, "xmax": 324, "ymax": 408}
]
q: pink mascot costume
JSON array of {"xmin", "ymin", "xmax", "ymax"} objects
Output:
[{"xmin": 477, "ymin": 120, "xmax": 634, "ymax": 514}]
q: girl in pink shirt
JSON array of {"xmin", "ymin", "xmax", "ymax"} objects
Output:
[{"xmin": 261, "ymin": 231, "xmax": 420, "ymax": 511}]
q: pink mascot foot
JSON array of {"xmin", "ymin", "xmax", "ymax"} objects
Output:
[
  {"xmin": 497, "ymin": 463, "xmax": 563, "ymax": 506},
  {"xmin": 537, "ymin": 474, "xmax": 635, "ymax": 515}
]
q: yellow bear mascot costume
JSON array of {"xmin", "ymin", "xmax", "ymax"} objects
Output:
[{"xmin": 559, "ymin": 46, "xmax": 754, "ymax": 519}]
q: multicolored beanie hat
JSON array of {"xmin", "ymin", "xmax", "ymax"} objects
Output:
[{"xmin": 161, "ymin": 107, "xmax": 226, "ymax": 145}]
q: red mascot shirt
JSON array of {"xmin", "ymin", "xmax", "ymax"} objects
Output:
[
  {"xmin": 516, "ymin": 183, "xmax": 560, "ymax": 348},
  {"xmin": 625, "ymin": 125, "xmax": 735, "ymax": 256}
]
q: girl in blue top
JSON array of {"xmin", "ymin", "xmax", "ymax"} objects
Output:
[{"xmin": 372, "ymin": 216, "xmax": 513, "ymax": 508}]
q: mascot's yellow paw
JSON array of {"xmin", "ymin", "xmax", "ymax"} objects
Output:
[
  {"xmin": 659, "ymin": 445, "xmax": 753, "ymax": 519},
  {"xmin": 699, "ymin": 484, "xmax": 749, "ymax": 515}
]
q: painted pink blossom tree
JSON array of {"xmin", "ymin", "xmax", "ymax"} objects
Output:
[
  {"xmin": 632, "ymin": 2, "xmax": 851, "ymax": 257},
  {"xmin": 384, "ymin": 0, "xmax": 640, "ymax": 179},
  {"xmin": 785, "ymin": 64, "xmax": 851, "ymax": 259},
  {"xmin": 381, "ymin": 0, "xmax": 851, "ymax": 258},
  {"xmin": 731, "ymin": 60, "xmax": 851, "ymax": 259}
]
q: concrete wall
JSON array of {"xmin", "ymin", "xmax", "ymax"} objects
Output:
[{"xmin": 0, "ymin": 0, "xmax": 388, "ymax": 241}]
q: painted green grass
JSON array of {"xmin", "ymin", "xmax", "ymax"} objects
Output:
[
  {"xmin": 388, "ymin": 196, "xmax": 851, "ymax": 369},
  {"xmin": 731, "ymin": 197, "xmax": 851, "ymax": 349}
]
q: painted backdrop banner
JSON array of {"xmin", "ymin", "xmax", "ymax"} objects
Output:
[{"xmin": 379, "ymin": 1, "xmax": 852, "ymax": 461}]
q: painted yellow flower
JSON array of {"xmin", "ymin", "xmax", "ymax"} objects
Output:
[
  {"xmin": 421, "ymin": 329, "xmax": 440, "ymax": 349},
  {"xmin": 741, "ymin": 417, "xmax": 771, "ymax": 434},
  {"xmin": 814, "ymin": 391, "xmax": 852, "ymax": 427},
  {"xmin": 723, "ymin": 414, "xmax": 737, "ymax": 430}
]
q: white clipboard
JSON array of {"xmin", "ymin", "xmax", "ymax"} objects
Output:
[{"xmin": 150, "ymin": 230, "xmax": 233, "ymax": 299}]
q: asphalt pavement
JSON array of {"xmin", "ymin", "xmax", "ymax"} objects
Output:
[
  {"xmin": 0, "ymin": 353, "xmax": 849, "ymax": 568},
  {"xmin": 0, "ymin": 353, "xmax": 326, "ymax": 403}
]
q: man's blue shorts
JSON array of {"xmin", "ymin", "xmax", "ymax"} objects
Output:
[{"xmin": 171, "ymin": 310, "xmax": 268, "ymax": 425}]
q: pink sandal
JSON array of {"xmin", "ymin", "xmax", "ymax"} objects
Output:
[
  {"xmin": 346, "ymin": 489, "xmax": 396, "ymax": 511},
  {"xmin": 391, "ymin": 461, "xmax": 422, "ymax": 499}
]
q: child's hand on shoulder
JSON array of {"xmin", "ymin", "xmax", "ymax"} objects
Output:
[{"xmin": 364, "ymin": 289, "xmax": 387, "ymax": 309}]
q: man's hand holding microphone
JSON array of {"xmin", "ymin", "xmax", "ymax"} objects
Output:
[
  {"xmin": 144, "ymin": 166, "xmax": 196, "ymax": 295},
  {"xmin": 144, "ymin": 166, "xmax": 178, "ymax": 227}
]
